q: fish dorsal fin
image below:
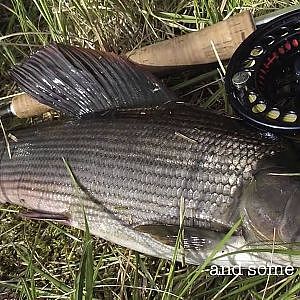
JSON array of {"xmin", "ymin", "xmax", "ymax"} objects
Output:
[
  {"xmin": 11, "ymin": 44, "xmax": 175, "ymax": 117},
  {"xmin": 136, "ymin": 224, "xmax": 226, "ymax": 250}
]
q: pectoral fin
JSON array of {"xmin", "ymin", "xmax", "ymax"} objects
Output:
[
  {"xmin": 11, "ymin": 44, "xmax": 176, "ymax": 117},
  {"xmin": 21, "ymin": 209, "xmax": 70, "ymax": 225},
  {"xmin": 136, "ymin": 224, "xmax": 225, "ymax": 250}
]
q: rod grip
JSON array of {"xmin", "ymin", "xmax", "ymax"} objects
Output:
[
  {"xmin": 11, "ymin": 94, "xmax": 52, "ymax": 118},
  {"xmin": 126, "ymin": 11, "xmax": 255, "ymax": 67}
]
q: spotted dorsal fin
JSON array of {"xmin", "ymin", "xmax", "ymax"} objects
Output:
[{"xmin": 11, "ymin": 44, "xmax": 176, "ymax": 117}]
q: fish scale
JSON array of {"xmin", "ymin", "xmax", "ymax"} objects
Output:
[{"xmin": 0, "ymin": 108, "xmax": 283, "ymax": 237}]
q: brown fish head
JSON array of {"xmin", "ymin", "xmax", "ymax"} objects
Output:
[{"xmin": 241, "ymin": 151, "xmax": 300, "ymax": 247}]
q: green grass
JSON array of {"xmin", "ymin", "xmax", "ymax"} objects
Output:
[{"xmin": 1, "ymin": 0, "xmax": 300, "ymax": 299}]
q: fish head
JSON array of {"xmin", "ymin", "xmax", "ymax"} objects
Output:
[{"xmin": 241, "ymin": 153, "xmax": 300, "ymax": 246}]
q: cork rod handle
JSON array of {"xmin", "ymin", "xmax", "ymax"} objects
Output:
[
  {"xmin": 126, "ymin": 11, "xmax": 255, "ymax": 66},
  {"xmin": 11, "ymin": 94, "xmax": 51, "ymax": 118}
]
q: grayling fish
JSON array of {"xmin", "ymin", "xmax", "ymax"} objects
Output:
[{"xmin": 2, "ymin": 44, "xmax": 300, "ymax": 267}]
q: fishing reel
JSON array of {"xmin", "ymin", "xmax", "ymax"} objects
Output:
[{"xmin": 226, "ymin": 9, "xmax": 300, "ymax": 134}]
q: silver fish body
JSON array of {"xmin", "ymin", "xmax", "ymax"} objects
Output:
[{"xmin": 1, "ymin": 105, "xmax": 298, "ymax": 266}]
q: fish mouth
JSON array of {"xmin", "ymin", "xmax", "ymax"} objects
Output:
[{"xmin": 240, "ymin": 167, "xmax": 300, "ymax": 247}]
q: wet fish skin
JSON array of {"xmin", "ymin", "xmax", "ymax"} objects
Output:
[{"xmin": 0, "ymin": 104, "xmax": 289, "ymax": 265}]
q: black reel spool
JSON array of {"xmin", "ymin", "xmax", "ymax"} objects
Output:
[{"xmin": 226, "ymin": 10, "xmax": 300, "ymax": 134}]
